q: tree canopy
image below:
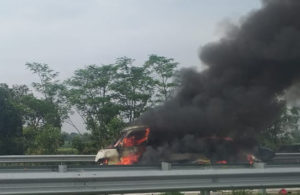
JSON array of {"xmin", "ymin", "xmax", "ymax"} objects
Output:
[{"xmin": 0, "ymin": 84, "xmax": 23, "ymax": 154}]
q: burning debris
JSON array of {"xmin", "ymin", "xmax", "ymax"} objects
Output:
[
  {"xmin": 95, "ymin": 126, "xmax": 258, "ymax": 165},
  {"xmin": 96, "ymin": 0, "xmax": 300, "ymax": 165}
]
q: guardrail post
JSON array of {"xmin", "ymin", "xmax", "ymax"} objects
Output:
[
  {"xmin": 58, "ymin": 164, "xmax": 67, "ymax": 172},
  {"xmin": 161, "ymin": 162, "xmax": 171, "ymax": 170},
  {"xmin": 260, "ymin": 188, "xmax": 267, "ymax": 195},
  {"xmin": 201, "ymin": 190, "xmax": 210, "ymax": 195},
  {"xmin": 254, "ymin": 162, "xmax": 266, "ymax": 195},
  {"xmin": 253, "ymin": 162, "xmax": 265, "ymax": 169}
]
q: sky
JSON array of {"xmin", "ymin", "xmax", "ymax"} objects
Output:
[{"xmin": 0, "ymin": 0, "xmax": 262, "ymax": 132}]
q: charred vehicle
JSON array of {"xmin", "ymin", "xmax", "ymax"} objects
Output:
[
  {"xmin": 95, "ymin": 125, "xmax": 273, "ymax": 165},
  {"xmin": 95, "ymin": 125, "xmax": 150, "ymax": 165}
]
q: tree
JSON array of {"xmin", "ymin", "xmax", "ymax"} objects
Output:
[
  {"xmin": 66, "ymin": 64, "xmax": 120, "ymax": 148},
  {"xmin": 26, "ymin": 62, "xmax": 69, "ymax": 126},
  {"xmin": 16, "ymin": 63, "xmax": 71, "ymax": 154},
  {"xmin": 26, "ymin": 62, "xmax": 59, "ymax": 101},
  {"xmin": 22, "ymin": 126, "xmax": 37, "ymax": 154},
  {"xmin": 0, "ymin": 84, "xmax": 23, "ymax": 154},
  {"xmin": 287, "ymin": 107, "xmax": 300, "ymax": 143},
  {"xmin": 6, "ymin": 84, "xmax": 63, "ymax": 154},
  {"xmin": 23, "ymin": 125, "xmax": 62, "ymax": 154},
  {"xmin": 19, "ymin": 95, "xmax": 61, "ymax": 128},
  {"xmin": 106, "ymin": 117, "xmax": 125, "ymax": 142},
  {"xmin": 112, "ymin": 57, "xmax": 155, "ymax": 122},
  {"xmin": 258, "ymin": 105, "xmax": 300, "ymax": 149},
  {"xmin": 71, "ymin": 135, "xmax": 84, "ymax": 153},
  {"xmin": 144, "ymin": 54, "xmax": 178, "ymax": 103},
  {"xmin": 9, "ymin": 84, "xmax": 62, "ymax": 129},
  {"xmin": 35, "ymin": 125, "xmax": 62, "ymax": 154}
]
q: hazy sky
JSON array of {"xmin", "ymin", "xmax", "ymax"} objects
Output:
[
  {"xmin": 0, "ymin": 0, "xmax": 261, "ymax": 86},
  {"xmin": 0, "ymin": 0, "xmax": 262, "ymax": 132}
]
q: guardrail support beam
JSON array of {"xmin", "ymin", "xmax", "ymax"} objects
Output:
[
  {"xmin": 1, "ymin": 166, "xmax": 300, "ymax": 194},
  {"xmin": 201, "ymin": 190, "xmax": 210, "ymax": 195},
  {"xmin": 58, "ymin": 164, "xmax": 67, "ymax": 172},
  {"xmin": 161, "ymin": 162, "xmax": 171, "ymax": 170}
]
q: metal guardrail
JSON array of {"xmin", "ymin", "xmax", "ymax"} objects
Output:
[
  {"xmin": 0, "ymin": 155, "xmax": 94, "ymax": 163},
  {"xmin": 272, "ymin": 153, "xmax": 300, "ymax": 163},
  {"xmin": 1, "ymin": 153, "xmax": 299, "ymax": 163},
  {"xmin": 0, "ymin": 154, "xmax": 300, "ymax": 194},
  {"xmin": 0, "ymin": 164, "xmax": 300, "ymax": 194}
]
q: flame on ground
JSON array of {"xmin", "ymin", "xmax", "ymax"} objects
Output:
[
  {"xmin": 117, "ymin": 152, "xmax": 143, "ymax": 165},
  {"xmin": 216, "ymin": 160, "xmax": 227, "ymax": 164}
]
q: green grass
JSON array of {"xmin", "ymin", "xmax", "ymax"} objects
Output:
[
  {"xmin": 160, "ymin": 192, "xmax": 184, "ymax": 195},
  {"xmin": 231, "ymin": 190, "xmax": 252, "ymax": 195},
  {"xmin": 57, "ymin": 147, "xmax": 78, "ymax": 154}
]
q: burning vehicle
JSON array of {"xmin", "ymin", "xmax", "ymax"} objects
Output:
[
  {"xmin": 95, "ymin": 125, "xmax": 269, "ymax": 165},
  {"xmin": 95, "ymin": 125, "xmax": 150, "ymax": 165}
]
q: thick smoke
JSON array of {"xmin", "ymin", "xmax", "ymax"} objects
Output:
[{"xmin": 139, "ymin": 0, "xmax": 300, "ymax": 163}]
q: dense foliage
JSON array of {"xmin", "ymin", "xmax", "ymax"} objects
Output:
[
  {"xmin": 0, "ymin": 55, "xmax": 179, "ymax": 154},
  {"xmin": 0, "ymin": 84, "xmax": 23, "ymax": 154}
]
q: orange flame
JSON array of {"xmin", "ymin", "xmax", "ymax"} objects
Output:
[
  {"xmin": 216, "ymin": 160, "xmax": 227, "ymax": 164},
  {"xmin": 117, "ymin": 153, "xmax": 141, "ymax": 165},
  {"xmin": 122, "ymin": 128, "xmax": 150, "ymax": 147},
  {"xmin": 247, "ymin": 154, "xmax": 254, "ymax": 165},
  {"xmin": 117, "ymin": 128, "xmax": 150, "ymax": 165},
  {"xmin": 122, "ymin": 137, "xmax": 135, "ymax": 147},
  {"xmin": 136, "ymin": 128, "xmax": 150, "ymax": 145}
]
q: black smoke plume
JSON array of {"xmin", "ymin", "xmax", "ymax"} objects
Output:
[{"xmin": 139, "ymin": 0, "xmax": 300, "ymax": 163}]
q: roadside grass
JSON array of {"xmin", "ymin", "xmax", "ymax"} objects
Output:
[
  {"xmin": 160, "ymin": 192, "xmax": 184, "ymax": 195},
  {"xmin": 232, "ymin": 190, "xmax": 253, "ymax": 195},
  {"xmin": 57, "ymin": 147, "xmax": 78, "ymax": 154}
]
